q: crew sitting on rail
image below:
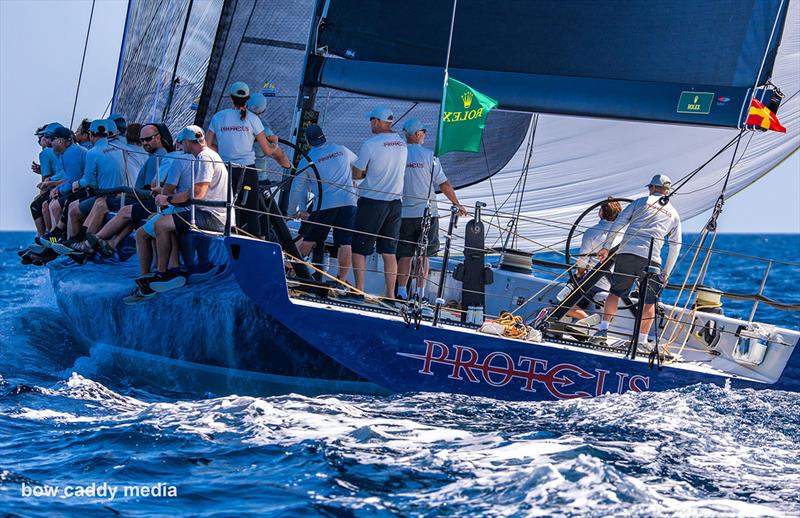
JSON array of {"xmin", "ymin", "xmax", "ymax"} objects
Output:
[
  {"xmin": 53, "ymin": 119, "xmax": 129, "ymax": 255},
  {"xmin": 288, "ymin": 124, "xmax": 359, "ymax": 282},
  {"xmin": 28, "ymin": 123, "xmax": 62, "ymax": 236},
  {"xmin": 351, "ymin": 106, "xmax": 408, "ymax": 298},
  {"xmin": 594, "ymin": 175, "xmax": 683, "ymax": 347},
  {"xmin": 78, "ymin": 123, "xmax": 174, "ymax": 258},
  {"xmin": 74, "ymin": 118, "xmax": 93, "ymax": 150},
  {"xmin": 43, "ymin": 126, "xmax": 88, "ymax": 236},
  {"xmin": 126, "ymin": 126, "xmax": 229, "ymax": 302},
  {"xmin": 206, "ymin": 81, "xmax": 290, "ymax": 238},
  {"xmin": 560, "ymin": 197, "xmax": 622, "ymax": 326},
  {"xmin": 395, "ymin": 118, "xmax": 466, "ymax": 301}
]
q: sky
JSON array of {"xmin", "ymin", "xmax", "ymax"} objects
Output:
[{"xmin": 0, "ymin": 0, "xmax": 798, "ymax": 233}]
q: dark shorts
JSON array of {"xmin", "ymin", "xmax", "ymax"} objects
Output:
[
  {"xmin": 30, "ymin": 192, "xmax": 49, "ymax": 220},
  {"xmin": 78, "ymin": 196, "xmax": 98, "ymax": 215},
  {"xmin": 352, "ymin": 198, "xmax": 402, "ymax": 255},
  {"xmin": 173, "ymin": 209, "xmax": 225, "ymax": 235},
  {"xmin": 131, "ymin": 199, "xmax": 158, "ymax": 226},
  {"xmin": 610, "ymin": 253, "xmax": 664, "ymax": 304},
  {"xmin": 301, "ymin": 205, "xmax": 357, "ymax": 247},
  {"xmin": 105, "ymin": 195, "xmax": 133, "ymax": 213},
  {"xmin": 396, "ymin": 216, "xmax": 440, "ymax": 258}
]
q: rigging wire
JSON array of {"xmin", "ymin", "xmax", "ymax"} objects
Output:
[{"xmin": 70, "ymin": 0, "xmax": 96, "ymax": 129}]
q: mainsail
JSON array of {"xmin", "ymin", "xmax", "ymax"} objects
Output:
[{"xmin": 110, "ymin": 0, "xmax": 799, "ymax": 248}]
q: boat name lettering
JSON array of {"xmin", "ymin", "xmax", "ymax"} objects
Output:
[{"xmin": 399, "ymin": 340, "xmax": 649, "ymax": 399}]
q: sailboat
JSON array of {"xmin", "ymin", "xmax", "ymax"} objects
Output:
[{"xmin": 46, "ymin": 0, "xmax": 799, "ymax": 400}]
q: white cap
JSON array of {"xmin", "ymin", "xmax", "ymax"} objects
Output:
[
  {"xmin": 247, "ymin": 94, "xmax": 267, "ymax": 115},
  {"xmin": 647, "ymin": 174, "xmax": 672, "ymax": 191},
  {"xmin": 181, "ymin": 125, "xmax": 205, "ymax": 142},
  {"xmin": 402, "ymin": 117, "xmax": 426, "ymax": 134},
  {"xmin": 230, "ymin": 81, "xmax": 250, "ymax": 98},
  {"xmin": 367, "ymin": 105, "xmax": 394, "ymax": 123}
]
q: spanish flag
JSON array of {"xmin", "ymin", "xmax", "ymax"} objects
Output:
[{"xmin": 746, "ymin": 98, "xmax": 786, "ymax": 132}]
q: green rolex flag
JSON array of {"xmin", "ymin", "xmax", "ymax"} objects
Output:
[{"xmin": 434, "ymin": 76, "xmax": 498, "ymax": 156}]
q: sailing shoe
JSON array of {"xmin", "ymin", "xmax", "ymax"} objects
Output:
[
  {"xmin": 123, "ymin": 286, "xmax": 157, "ymax": 304},
  {"xmin": 575, "ymin": 313, "xmax": 601, "ymax": 328},
  {"xmin": 86, "ymin": 233, "xmax": 115, "ymax": 258},
  {"xmin": 149, "ymin": 271, "xmax": 187, "ymax": 293},
  {"xmin": 51, "ymin": 238, "xmax": 80, "ymax": 256}
]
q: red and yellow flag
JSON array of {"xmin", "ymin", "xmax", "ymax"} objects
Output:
[{"xmin": 746, "ymin": 98, "xmax": 786, "ymax": 132}]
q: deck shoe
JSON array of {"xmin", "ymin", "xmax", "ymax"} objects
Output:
[
  {"xmin": 51, "ymin": 238, "xmax": 79, "ymax": 255},
  {"xmin": 149, "ymin": 271, "xmax": 187, "ymax": 293},
  {"xmin": 86, "ymin": 233, "xmax": 115, "ymax": 258},
  {"xmin": 590, "ymin": 328, "xmax": 608, "ymax": 345},
  {"xmin": 575, "ymin": 314, "xmax": 601, "ymax": 328},
  {"xmin": 187, "ymin": 263, "xmax": 218, "ymax": 284}
]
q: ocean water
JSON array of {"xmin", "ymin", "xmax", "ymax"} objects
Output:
[{"xmin": 1, "ymin": 231, "xmax": 798, "ymax": 517}]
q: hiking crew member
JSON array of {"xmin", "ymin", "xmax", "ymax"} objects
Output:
[
  {"xmin": 288, "ymin": 124, "xmax": 359, "ymax": 282},
  {"xmin": 206, "ymin": 81, "xmax": 289, "ymax": 237},
  {"xmin": 46, "ymin": 127, "xmax": 87, "ymax": 232},
  {"xmin": 395, "ymin": 118, "xmax": 466, "ymax": 301},
  {"xmin": 594, "ymin": 175, "xmax": 682, "ymax": 346},
  {"xmin": 29, "ymin": 123, "xmax": 62, "ymax": 235},
  {"xmin": 351, "ymin": 106, "xmax": 408, "ymax": 297},
  {"xmin": 131, "ymin": 125, "xmax": 229, "ymax": 299}
]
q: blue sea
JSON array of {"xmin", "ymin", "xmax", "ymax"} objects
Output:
[{"xmin": 1, "ymin": 231, "xmax": 798, "ymax": 517}]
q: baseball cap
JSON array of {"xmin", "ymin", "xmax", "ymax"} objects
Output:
[
  {"xmin": 230, "ymin": 81, "xmax": 250, "ymax": 98},
  {"xmin": 181, "ymin": 125, "xmax": 205, "ymax": 142},
  {"xmin": 51, "ymin": 126, "xmax": 73, "ymax": 140},
  {"xmin": 88, "ymin": 119, "xmax": 117, "ymax": 135},
  {"xmin": 110, "ymin": 113, "xmax": 127, "ymax": 132},
  {"xmin": 647, "ymin": 174, "xmax": 672, "ymax": 191},
  {"xmin": 247, "ymin": 94, "xmax": 267, "ymax": 115},
  {"xmin": 367, "ymin": 105, "xmax": 393, "ymax": 122},
  {"xmin": 42, "ymin": 122, "xmax": 64, "ymax": 137},
  {"xmin": 304, "ymin": 124, "xmax": 326, "ymax": 147},
  {"xmin": 402, "ymin": 118, "xmax": 425, "ymax": 135}
]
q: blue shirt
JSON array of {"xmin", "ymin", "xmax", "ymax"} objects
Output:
[
  {"xmin": 80, "ymin": 140, "xmax": 93, "ymax": 150},
  {"xmin": 39, "ymin": 147, "xmax": 59, "ymax": 178},
  {"xmin": 134, "ymin": 148, "xmax": 168, "ymax": 190},
  {"xmin": 56, "ymin": 144, "xmax": 88, "ymax": 194},
  {"xmin": 79, "ymin": 138, "xmax": 126, "ymax": 190}
]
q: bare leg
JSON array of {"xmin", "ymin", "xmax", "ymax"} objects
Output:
[
  {"xmin": 107, "ymin": 223, "xmax": 134, "ymax": 249},
  {"xmin": 41, "ymin": 202, "xmax": 51, "ymax": 232},
  {"xmin": 602, "ymin": 294, "xmax": 620, "ymax": 324},
  {"xmin": 336, "ymin": 245, "xmax": 352, "ymax": 281},
  {"xmin": 382, "ymin": 253, "xmax": 397, "ymax": 298},
  {"xmin": 49, "ymin": 200, "xmax": 63, "ymax": 229},
  {"xmin": 169, "ymin": 233, "xmax": 180, "ymax": 269},
  {"xmin": 97, "ymin": 205, "xmax": 132, "ymax": 240},
  {"xmin": 67, "ymin": 202, "xmax": 84, "ymax": 238},
  {"xmin": 154, "ymin": 215, "xmax": 177, "ymax": 273},
  {"xmin": 353, "ymin": 253, "xmax": 366, "ymax": 292},
  {"xmin": 640, "ymin": 303, "xmax": 656, "ymax": 335},
  {"xmin": 397, "ymin": 256, "xmax": 412, "ymax": 292},
  {"xmin": 83, "ymin": 198, "xmax": 108, "ymax": 234},
  {"xmin": 565, "ymin": 308, "xmax": 590, "ymax": 320},
  {"xmin": 297, "ymin": 240, "xmax": 315, "ymax": 258},
  {"xmin": 135, "ymin": 227, "xmax": 152, "ymax": 276}
]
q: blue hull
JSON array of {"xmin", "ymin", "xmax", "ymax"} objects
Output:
[
  {"xmin": 48, "ymin": 236, "xmax": 384, "ymax": 397},
  {"xmin": 227, "ymin": 236, "xmax": 800, "ymax": 401}
]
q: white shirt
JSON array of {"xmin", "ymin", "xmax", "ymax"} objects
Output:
[
  {"xmin": 576, "ymin": 219, "xmax": 622, "ymax": 291},
  {"xmin": 209, "ymin": 108, "xmax": 265, "ymax": 165},
  {"xmin": 352, "ymin": 132, "xmax": 407, "ymax": 201},
  {"xmin": 193, "ymin": 147, "xmax": 229, "ymax": 223},
  {"xmin": 165, "ymin": 151, "xmax": 194, "ymax": 193},
  {"xmin": 602, "ymin": 194, "xmax": 682, "ymax": 277},
  {"xmin": 288, "ymin": 142, "xmax": 358, "ymax": 213},
  {"xmin": 402, "ymin": 144, "xmax": 447, "ymax": 218}
]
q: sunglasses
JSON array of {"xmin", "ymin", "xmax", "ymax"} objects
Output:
[{"xmin": 141, "ymin": 134, "xmax": 158, "ymax": 143}]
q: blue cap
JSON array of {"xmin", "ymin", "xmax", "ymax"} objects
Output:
[
  {"xmin": 51, "ymin": 126, "xmax": 73, "ymax": 139},
  {"xmin": 180, "ymin": 125, "xmax": 205, "ymax": 142},
  {"xmin": 368, "ymin": 105, "xmax": 394, "ymax": 122},
  {"xmin": 304, "ymin": 124, "xmax": 326, "ymax": 147},
  {"xmin": 42, "ymin": 122, "xmax": 64, "ymax": 137},
  {"xmin": 230, "ymin": 81, "xmax": 250, "ymax": 98},
  {"xmin": 247, "ymin": 94, "xmax": 267, "ymax": 115},
  {"xmin": 402, "ymin": 118, "xmax": 426, "ymax": 135},
  {"xmin": 110, "ymin": 113, "xmax": 126, "ymax": 132},
  {"xmin": 88, "ymin": 119, "xmax": 116, "ymax": 135},
  {"xmin": 175, "ymin": 130, "xmax": 186, "ymax": 143}
]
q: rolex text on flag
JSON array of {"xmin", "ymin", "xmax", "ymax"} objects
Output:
[{"xmin": 435, "ymin": 77, "xmax": 498, "ymax": 156}]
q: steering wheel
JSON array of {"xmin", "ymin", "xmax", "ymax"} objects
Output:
[
  {"xmin": 564, "ymin": 197, "xmax": 637, "ymax": 311},
  {"xmin": 259, "ymin": 138, "xmax": 324, "ymax": 231}
]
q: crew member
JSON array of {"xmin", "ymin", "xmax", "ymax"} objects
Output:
[
  {"xmin": 351, "ymin": 106, "xmax": 408, "ymax": 297},
  {"xmin": 206, "ymin": 81, "xmax": 289, "ymax": 237},
  {"xmin": 288, "ymin": 124, "xmax": 358, "ymax": 282},
  {"xmin": 594, "ymin": 175, "xmax": 682, "ymax": 346},
  {"xmin": 395, "ymin": 118, "xmax": 466, "ymax": 301}
]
